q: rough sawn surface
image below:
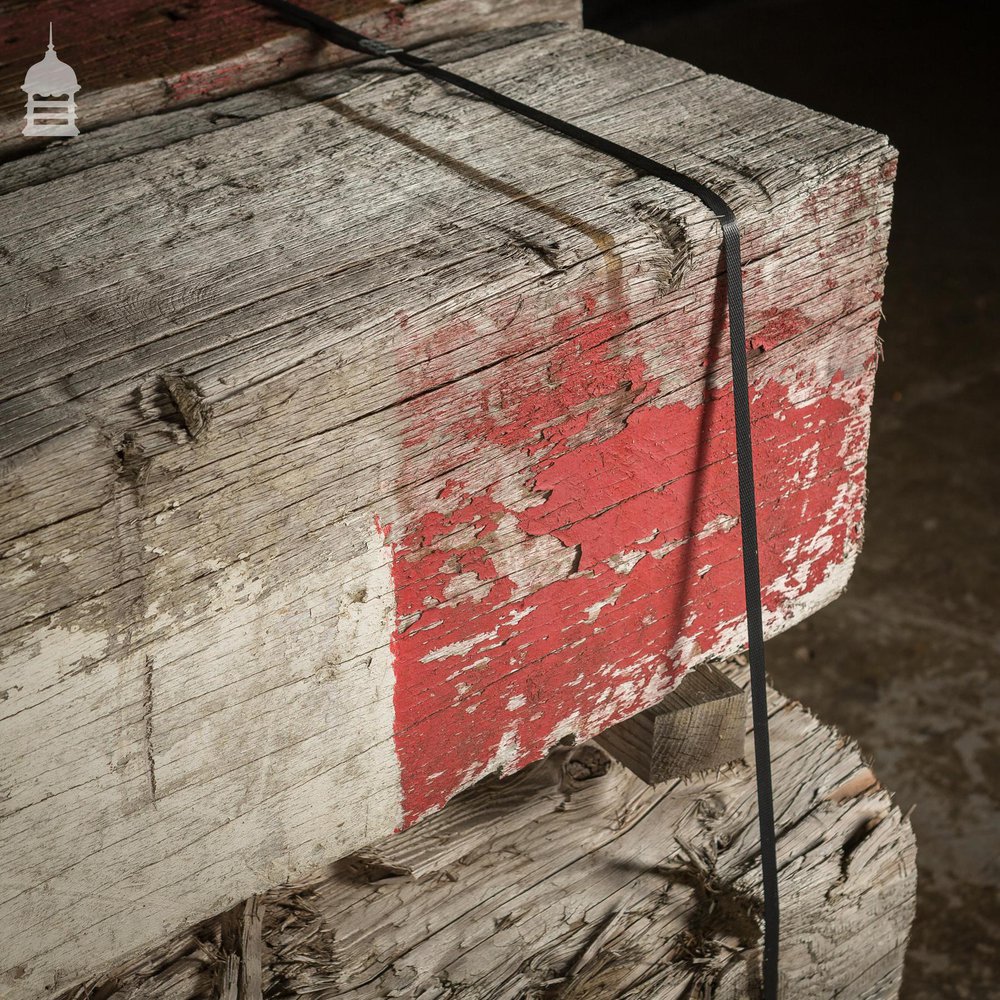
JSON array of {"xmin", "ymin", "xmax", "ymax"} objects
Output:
[
  {"xmin": 0, "ymin": 22, "xmax": 895, "ymax": 999},
  {"xmin": 56, "ymin": 662, "xmax": 917, "ymax": 1000}
]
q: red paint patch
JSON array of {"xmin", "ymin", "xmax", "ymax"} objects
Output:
[
  {"xmin": 803, "ymin": 168, "xmax": 875, "ymax": 225},
  {"xmin": 749, "ymin": 307, "xmax": 810, "ymax": 353},
  {"xmin": 382, "ymin": 3, "xmax": 407, "ymax": 29},
  {"xmin": 381, "ymin": 292, "xmax": 873, "ymax": 825},
  {"xmin": 168, "ymin": 62, "xmax": 249, "ymax": 103}
]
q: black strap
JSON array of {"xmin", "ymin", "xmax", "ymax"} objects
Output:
[{"xmin": 252, "ymin": 2, "xmax": 779, "ymax": 993}]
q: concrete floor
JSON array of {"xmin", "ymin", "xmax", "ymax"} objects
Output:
[{"xmin": 583, "ymin": 2, "xmax": 999, "ymax": 996}]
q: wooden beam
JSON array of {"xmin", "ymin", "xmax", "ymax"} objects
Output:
[
  {"xmin": 0, "ymin": 22, "xmax": 564, "ymax": 198},
  {"xmin": 0, "ymin": 0, "xmax": 583, "ymax": 158},
  {"xmin": 56, "ymin": 663, "xmax": 917, "ymax": 1000},
  {"xmin": 0, "ymin": 22, "xmax": 895, "ymax": 999},
  {"xmin": 595, "ymin": 660, "xmax": 746, "ymax": 782}
]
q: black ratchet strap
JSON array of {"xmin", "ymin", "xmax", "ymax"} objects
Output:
[{"xmin": 251, "ymin": 2, "xmax": 780, "ymax": 994}]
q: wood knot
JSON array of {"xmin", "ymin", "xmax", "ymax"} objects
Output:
[
  {"xmin": 114, "ymin": 431, "xmax": 151, "ymax": 485},
  {"xmin": 561, "ymin": 744, "xmax": 612, "ymax": 790},
  {"xmin": 160, "ymin": 372, "xmax": 213, "ymax": 440}
]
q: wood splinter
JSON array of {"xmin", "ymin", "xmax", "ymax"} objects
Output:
[
  {"xmin": 218, "ymin": 896, "xmax": 265, "ymax": 1000},
  {"xmin": 595, "ymin": 661, "xmax": 747, "ymax": 783}
]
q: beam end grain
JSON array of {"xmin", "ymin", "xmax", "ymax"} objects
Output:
[{"xmin": 595, "ymin": 661, "xmax": 747, "ymax": 782}]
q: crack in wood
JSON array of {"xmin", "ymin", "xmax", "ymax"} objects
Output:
[{"xmin": 142, "ymin": 655, "xmax": 157, "ymax": 806}]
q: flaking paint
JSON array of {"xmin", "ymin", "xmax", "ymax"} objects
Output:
[{"xmin": 379, "ymin": 292, "xmax": 876, "ymax": 823}]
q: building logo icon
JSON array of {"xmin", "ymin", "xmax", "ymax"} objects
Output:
[{"xmin": 22, "ymin": 23, "xmax": 80, "ymax": 137}]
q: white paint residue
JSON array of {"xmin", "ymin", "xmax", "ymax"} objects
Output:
[
  {"xmin": 457, "ymin": 727, "xmax": 522, "ymax": 786},
  {"xmin": 153, "ymin": 499, "xmax": 181, "ymax": 526},
  {"xmin": 769, "ymin": 477, "xmax": 860, "ymax": 604},
  {"xmin": 442, "ymin": 571, "xmax": 483, "ymax": 601},
  {"xmin": 423, "ymin": 630, "xmax": 500, "ymax": 663},
  {"xmin": 0, "ymin": 559, "xmax": 37, "ymax": 590},
  {"xmin": 0, "ymin": 622, "xmax": 110, "ymax": 700},
  {"xmin": 209, "ymin": 562, "xmax": 265, "ymax": 611},
  {"xmin": 650, "ymin": 514, "xmax": 737, "ymax": 561},
  {"xmin": 606, "ymin": 550, "xmax": 644, "ymax": 575},
  {"xmin": 421, "ymin": 606, "xmax": 534, "ymax": 663},
  {"xmin": 445, "ymin": 656, "xmax": 491, "ymax": 681},
  {"xmin": 583, "ymin": 583, "xmax": 626, "ymax": 623},
  {"xmin": 700, "ymin": 513, "xmax": 739, "ymax": 535},
  {"xmin": 123, "ymin": 515, "xmax": 405, "ymax": 891},
  {"xmin": 799, "ymin": 441, "xmax": 821, "ymax": 486},
  {"xmin": 491, "ymin": 527, "xmax": 580, "ymax": 598}
]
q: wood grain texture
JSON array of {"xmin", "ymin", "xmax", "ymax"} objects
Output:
[
  {"xmin": 595, "ymin": 660, "xmax": 746, "ymax": 782},
  {"xmin": 0, "ymin": 0, "xmax": 583, "ymax": 157},
  {"xmin": 0, "ymin": 21, "xmax": 563, "ymax": 197},
  {"xmin": 0, "ymin": 24, "xmax": 895, "ymax": 998},
  {"xmin": 55, "ymin": 661, "xmax": 917, "ymax": 1000}
]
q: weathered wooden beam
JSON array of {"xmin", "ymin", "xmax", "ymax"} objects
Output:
[
  {"xmin": 55, "ymin": 663, "xmax": 917, "ymax": 1000},
  {"xmin": 595, "ymin": 660, "xmax": 746, "ymax": 782},
  {"xmin": 0, "ymin": 22, "xmax": 564, "ymax": 198},
  {"xmin": 0, "ymin": 21, "xmax": 895, "ymax": 1000},
  {"xmin": 0, "ymin": 0, "xmax": 583, "ymax": 158}
]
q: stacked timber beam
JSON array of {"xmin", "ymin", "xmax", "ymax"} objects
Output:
[
  {"xmin": 56, "ymin": 662, "xmax": 917, "ymax": 1000},
  {"xmin": 0, "ymin": 2, "xmax": 901, "ymax": 996},
  {"xmin": 0, "ymin": 0, "xmax": 583, "ymax": 157}
]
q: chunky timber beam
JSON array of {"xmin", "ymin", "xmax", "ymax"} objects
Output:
[
  {"xmin": 0, "ymin": 0, "xmax": 583, "ymax": 158},
  {"xmin": 595, "ymin": 660, "xmax": 747, "ymax": 782},
  {"xmin": 0, "ymin": 16, "xmax": 895, "ymax": 998},
  {"xmin": 53, "ymin": 662, "xmax": 917, "ymax": 1000}
]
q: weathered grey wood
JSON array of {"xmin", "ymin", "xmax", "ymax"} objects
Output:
[
  {"xmin": 0, "ymin": 24, "xmax": 895, "ymax": 1000},
  {"xmin": 56, "ymin": 661, "xmax": 917, "ymax": 1000},
  {"xmin": 217, "ymin": 954, "xmax": 240, "ymax": 1000},
  {"xmin": 595, "ymin": 660, "xmax": 746, "ymax": 781},
  {"xmin": 0, "ymin": 22, "xmax": 565, "ymax": 197}
]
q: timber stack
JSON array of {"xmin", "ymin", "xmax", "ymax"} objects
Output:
[
  {"xmin": 53, "ymin": 660, "xmax": 916, "ymax": 1000},
  {"xmin": 0, "ymin": 1, "xmax": 912, "ymax": 997}
]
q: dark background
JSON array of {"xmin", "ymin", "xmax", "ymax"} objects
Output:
[{"xmin": 582, "ymin": 2, "xmax": 998, "ymax": 997}]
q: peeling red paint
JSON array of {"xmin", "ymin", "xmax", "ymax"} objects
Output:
[
  {"xmin": 382, "ymin": 288, "xmax": 875, "ymax": 825},
  {"xmin": 369, "ymin": 143, "xmax": 890, "ymax": 828},
  {"xmin": 749, "ymin": 307, "xmax": 810, "ymax": 353},
  {"xmin": 168, "ymin": 61, "xmax": 250, "ymax": 103},
  {"xmin": 382, "ymin": 3, "xmax": 408, "ymax": 30}
]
